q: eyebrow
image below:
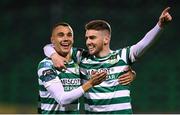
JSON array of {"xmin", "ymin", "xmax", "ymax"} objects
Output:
[{"xmin": 86, "ymin": 35, "xmax": 96, "ymax": 39}]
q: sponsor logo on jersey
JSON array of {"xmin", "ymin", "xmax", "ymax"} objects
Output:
[
  {"xmin": 86, "ymin": 68, "xmax": 117, "ymax": 80},
  {"xmin": 61, "ymin": 78, "xmax": 81, "ymax": 85},
  {"xmin": 41, "ymin": 69, "xmax": 56, "ymax": 82}
]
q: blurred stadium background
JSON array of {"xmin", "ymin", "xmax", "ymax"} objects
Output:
[{"xmin": 0, "ymin": 0, "xmax": 180, "ymax": 113}]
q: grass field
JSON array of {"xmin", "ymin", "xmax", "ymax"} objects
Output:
[{"xmin": 0, "ymin": 104, "xmax": 37, "ymax": 114}]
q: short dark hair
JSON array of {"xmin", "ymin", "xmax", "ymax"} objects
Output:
[
  {"xmin": 85, "ymin": 20, "xmax": 111, "ymax": 34},
  {"xmin": 52, "ymin": 22, "xmax": 71, "ymax": 31}
]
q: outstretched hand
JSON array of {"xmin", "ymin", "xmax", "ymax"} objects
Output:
[{"xmin": 158, "ymin": 7, "xmax": 172, "ymax": 28}]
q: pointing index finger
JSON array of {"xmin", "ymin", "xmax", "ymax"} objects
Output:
[{"xmin": 163, "ymin": 7, "xmax": 171, "ymax": 14}]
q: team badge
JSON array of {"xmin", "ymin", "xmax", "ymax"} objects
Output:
[{"xmin": 109, "ymin": 54, "xmax": 118, "ymax": 64}]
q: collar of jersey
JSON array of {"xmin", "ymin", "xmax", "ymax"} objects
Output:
[
  {"xmin": 65, "ymin": 48, "xmax": 74, "ymax": 65},
  {"xmin": 92, "ymin": 50, "xmax": 114, "ymax": 61}
]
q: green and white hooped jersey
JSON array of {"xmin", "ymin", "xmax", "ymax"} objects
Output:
[
  {"xmin": 80, "ymin": 47, "xmax": 133, "ymax": 114},
  {"xmin": 37, "ymin": 48, "xmax": 81, "ymax": 114}
]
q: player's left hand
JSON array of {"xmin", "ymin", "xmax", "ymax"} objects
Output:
[
  {"xmin": 118, "ymin": 67, "xmax": 136, "ymax": 85},
  {"xmin": 158, "ymin": 7, "xmax": 172, "ymax": 28},
  {"xmin": 90, "ymin": 71, "xmax": 107, "ymax": 86}
]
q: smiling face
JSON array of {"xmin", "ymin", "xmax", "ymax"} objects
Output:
[
  {"xmin": 85, "ymin": 30, "xmax": 107, "ymax": 56},
  {"xmin": 51, "ymin": 25, "xmax": 74, "ymax": 56},
  {"xmin": 85, "ymin": 20, "xmax": 111, "ymax": 57}
]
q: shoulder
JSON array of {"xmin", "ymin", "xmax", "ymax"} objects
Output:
[
  {"xmin": 81, "ymin": 49, "xmax": 90, "ymax": 58},
  {"xmin": 37, "ymin": 58, "xmax": 56, "ymax": 78},
  {"xmin": 116, "ymin": 46, "xmax": 131, "ymax": 56},
  {"xmin": 37, "ymin": 58, "xmax": 53, "ymax": 71},
  {"xmin": 117, "ymin": 46, "xmax": 132, "ymax": 64},
  {"xmin": 72, "ymin": 47, "xmax": 89, "ymax": 61},
  {"xmin": 72, "ymin": 47, "xmax": 86, "ymax": 56}
]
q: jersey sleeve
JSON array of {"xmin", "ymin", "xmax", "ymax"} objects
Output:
[
  {"xmin": 37, "ymin": 60, "xmax": 58, "ymax": 87},
  {"xmin": 43, "ymin": 44, "xmax": 84, "ymax": 64},
  {"xmin": 37, "ymin": 60, "xmax": 84, "ymax": 105},
  {"xmin": 129, "ymin": 24, "xmax": 162, "ymax": 62},
  {"xmin": 43, "ymin": 44, "xmax": 56, "ymax": 58}
]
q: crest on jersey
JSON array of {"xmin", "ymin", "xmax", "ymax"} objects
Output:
[
  {"xmin": 108, "ymin": 54, "xmax": 118, "ymax": 64},
  {"xmin": 41, "ymin": 69, "xmax": 56, "ymax": 82}
]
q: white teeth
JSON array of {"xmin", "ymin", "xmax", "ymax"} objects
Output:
[
  {"xmin": 61, "ymin": 41, "xmax": 70, "ymax": 46},
  {"xmin": 88, "ymin": 46, "xmax": 94, "ymax": 49},
  {"xmin": 61, "ymin": 43, "xmax": 69, "ymax": 46}
]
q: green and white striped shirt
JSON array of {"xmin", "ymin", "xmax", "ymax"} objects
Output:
[
  {"xmin": 43, "ymin": 24, "xmax": 162, "ymax": 114},
  {"xmin": 80, "ymin": 47, "xmax": 133, "ymax": 114},
  {"xmin": 37, "ymin": 48, "xmax": 82, "ymax": 114}
]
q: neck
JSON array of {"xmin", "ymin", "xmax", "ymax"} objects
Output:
[
  {"xmin": 65, "ymin": 53, "xmax": 71, "ymax": 61},
  {"xmin": 95, "ymin": 47, "xmax": 111, "ymax": 57},
  {"xmin": 56, "ymin": 50, "xmax": 71, "ymax": 62}
]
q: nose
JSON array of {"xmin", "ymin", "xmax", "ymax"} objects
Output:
[
  {"xmin": 63, "ymin": 35, "xmax": 69, "ymax": 41},
  {"xmin": 64, "ymin": 37, "xmax": 68, "ymax": 40},
  {"xmin": 86, "ymin": 38, "xmax": 91, "ymax": 46}
]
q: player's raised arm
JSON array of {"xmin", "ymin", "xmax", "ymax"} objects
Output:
[{"xmin": 129, "ymin": 7, "xmax": 172, "ymax": 62}]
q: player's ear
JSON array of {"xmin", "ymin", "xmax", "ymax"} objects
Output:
[
  {"xmin": 103, "ymin": 36, "xmax": 110, "ymax": 45},
  {"xmin": 103, "ymin": 37, "xmax": 107, "ymax": 45},
  {"xmin": 103, "ymin": 30, "xmax": 110, "ymax": 45},
  {"xmin": 51, "ymin": 36, "xmax": 55, "ymax": 44}
]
